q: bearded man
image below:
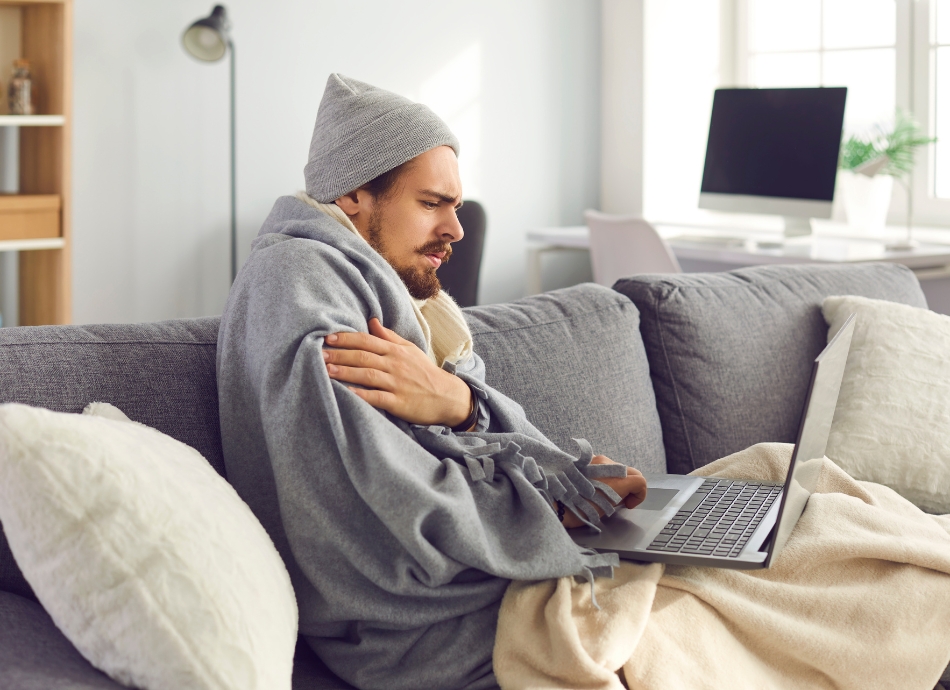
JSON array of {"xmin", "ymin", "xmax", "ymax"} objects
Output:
[{"xmin": 217, "ymin": 74, "xmax": 647, "ymax": 690}]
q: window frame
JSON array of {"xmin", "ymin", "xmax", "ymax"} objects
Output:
[
  {"xmin": 728, "ymin": 0, "xmax": 950, "ymax": 227},
  {"xmin": 910, "ymin": 0, "xmax": 950, "ymax": 225}
]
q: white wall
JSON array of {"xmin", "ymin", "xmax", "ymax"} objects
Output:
[
  {"xmin": 641, "ymin": 0, "xmax": 722, "ymax": 224},
  {"xmin": 600, "ymin": 0, "xmax": 643, "ymax": 215},
  {"xmin": 72, "ymin": 0, "xmax": 601, "ymax": 323}
]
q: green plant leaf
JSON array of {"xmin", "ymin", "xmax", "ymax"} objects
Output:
[
  {"xmin": 838, "ymin": 108, "xmax": 935, "ymax": 178},
  {"xmin": 840, "ymin": 136, "xmax": 878, "ymax": 170}
]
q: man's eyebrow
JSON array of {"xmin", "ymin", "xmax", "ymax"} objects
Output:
[{"xmin": 420, "ymin": 189, "xmax": 463, "ymax": 209}]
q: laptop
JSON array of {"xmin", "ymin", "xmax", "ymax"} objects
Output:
[{"xmin": 571, "ymin": 313, "xmax": 856, "ymax": 570}]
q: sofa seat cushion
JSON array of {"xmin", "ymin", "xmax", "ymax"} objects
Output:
[
  {"xmin": 614, "ymin": 263, "xmax": 927, "ymax": 474},
  {"xmin": 0, "ymin": 317, "xmax": 222, "ymax": 601},
  {"xmin": 0, "ymin": 590, "xmax": 126, "ymax": 689},
  {"xmin": 0, "ymin": 591, "xmax": 357, "ymax": 690},
  {"xmin": 465, "ymin": 283, "xmax": 666, "ymax": 474}
]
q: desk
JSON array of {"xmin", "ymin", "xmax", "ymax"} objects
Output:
[{"xmin": 526, "ymin": 223, "xmax": 950, "ymax": 313}]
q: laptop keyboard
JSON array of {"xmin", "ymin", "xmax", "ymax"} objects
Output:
[{"xmin": 646, "ymin": 479, "xmax": 783, "ymax": 558}]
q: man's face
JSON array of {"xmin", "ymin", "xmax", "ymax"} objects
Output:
[{"xmin": 338, "ymin": 146, "xmax": 464, "ymax": 300}]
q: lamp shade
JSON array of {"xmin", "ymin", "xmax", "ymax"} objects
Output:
[{"xmin": 182, "ymin": 5, "xmax": 230, "ymax": 62}]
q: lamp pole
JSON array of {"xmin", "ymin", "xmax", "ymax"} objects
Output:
[{"xmin": 182, "ymin": 5, "xmax": 237, "ymax": 283}]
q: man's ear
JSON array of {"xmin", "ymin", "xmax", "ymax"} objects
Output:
[{"xmin": 335, "ymin": 189, "xmax": 367, "ymax": 217}]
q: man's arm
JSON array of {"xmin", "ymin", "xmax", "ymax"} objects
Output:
[
  {"xmin": 323, "ymin": 318, "xmax": 648, "ymax": 519},
  {"xmin": 323, "ymin": 317, "xmax": 475, "ymax": 428}
]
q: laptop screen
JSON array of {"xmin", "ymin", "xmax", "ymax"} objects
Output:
[{"xmin": 766, "ymin": 314, "xmax": 855, "ymax": 566}]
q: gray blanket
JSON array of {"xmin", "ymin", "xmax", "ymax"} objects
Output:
[{"xmin": 217, "ymin": 196, "xmax": 625, "ymax": 690}]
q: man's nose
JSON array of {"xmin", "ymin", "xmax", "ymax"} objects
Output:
[{"xmin": 441, "ymin": 210, "xmax": 464, "ymax": 243}]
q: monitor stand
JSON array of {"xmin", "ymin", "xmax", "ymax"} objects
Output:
[{"xmin": 783, "ymin": 216, "xmax": 812, "ymax": 237}]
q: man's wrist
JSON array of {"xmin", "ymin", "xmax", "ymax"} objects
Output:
[{"xmin": 448, "ymin": 378, "xmax": 478, "ymax": 431}]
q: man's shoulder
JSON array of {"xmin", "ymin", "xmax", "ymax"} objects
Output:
[
  {"xmin": 248, "ymin": 198, "xmax": 380, "ymax": 275},
  {"xmin": 235, "ymin": 196, "xmax": 412, "ymax": 317}
]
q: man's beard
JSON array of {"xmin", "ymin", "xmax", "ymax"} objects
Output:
[{"xmin": 366, "ymin": 208, "xmax": 452, "ymax": 300}]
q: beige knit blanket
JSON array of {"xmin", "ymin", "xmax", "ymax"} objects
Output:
[{"xmin": 494, "ymin": 443, "xmax": 950, "ymax": 690}]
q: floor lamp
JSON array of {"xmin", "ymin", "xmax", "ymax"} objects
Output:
[{"xmin": 182, "ymin": 5, "xmax": 237, "ymax": 283}]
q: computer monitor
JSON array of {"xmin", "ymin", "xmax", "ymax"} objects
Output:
[{"xmin": 698, "ymin": 87, "xmax": 847, "ymax": 237}]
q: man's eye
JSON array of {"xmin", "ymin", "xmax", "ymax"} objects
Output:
[{"xmin": 422, "ymin": 201, "xmax": 438, "ymax": 209}]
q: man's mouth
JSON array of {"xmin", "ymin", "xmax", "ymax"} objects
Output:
[{"xmin": 424, "ymin": 251, "xmax": 446, "ymax": 268}]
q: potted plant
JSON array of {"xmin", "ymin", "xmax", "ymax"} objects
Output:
[{"xmin": 838, "ymin": 110, "xmax": 934, "ymax": 237}]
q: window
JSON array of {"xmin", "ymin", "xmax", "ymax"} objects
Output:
[
  {"xmin": 732, "ymin": 0, "xmax": 950, "ymax": 225},
  {"xmin": 744, "ymin": 0, "xmax": 896, "ymax": 133},
  {"xmin": 929, "ymin": 0, "xmax": 950, "ymax": 198}
]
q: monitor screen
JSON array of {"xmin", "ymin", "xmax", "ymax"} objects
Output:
[{"xmin": 700, "ymin": 87, "xmax": 847, "ymax": 203}]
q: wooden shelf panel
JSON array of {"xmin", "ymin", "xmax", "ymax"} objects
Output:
[
  {"xmin": 0, "ymin": 114, "xmax": 63, "ymax": 126},
  {"xmin": 0, "ymin": 193, "xmax": 59, "ymax": 240},
  {"xmin": 0, "ymin": 193, "xmax": 58, "ymax": 210}
]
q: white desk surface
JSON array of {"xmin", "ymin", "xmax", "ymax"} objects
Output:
[{"xmin": 526, "ymin": 221, "xmax": 950, "ymax": 270}]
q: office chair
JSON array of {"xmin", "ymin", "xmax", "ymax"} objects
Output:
[
  {"xmin": 584, "ymin": 209, "xmax": 681, "ymax": 287},
  {"xmin": 438, "ymin": 200, "xmax": 486, "ymax": 307}
]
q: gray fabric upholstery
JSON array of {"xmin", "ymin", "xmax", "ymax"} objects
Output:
[
  {"xmin": 0, "ymin": 591, "xmax": 125, "ymax": 689},
  {"xmin": 0, "ymin": 317, "xmax": 222, "ymax": 602},
  {"xmin": 292, "ymin": 639, "xmax": 358, "ymax": 690},
  {"xmin": 614, "ymin": 263, "xmax": 928, "ymax": 475},
  {"xmin": 0, "ymin": 590, "xmax": 360, "ymax": 690},
  {"xmin": 465, "ymin": 283, "xmax": 666, "ymax": 475}
]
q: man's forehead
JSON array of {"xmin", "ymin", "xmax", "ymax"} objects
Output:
[{"xmin": 406, "ymin": 146, "xmax": 462, "ymax": 197}]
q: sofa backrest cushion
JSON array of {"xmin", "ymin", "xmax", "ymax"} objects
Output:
[
  {"xmin": 0, "ymin": 317, "xmax": 221, "ymax": 601},
  {"xmin": 465, "ymin": 283, "xmax": 666, "ymax": 474},
  {"xmin": 613, "ymin": 263, "xmax": 927, "ymax": 475}
]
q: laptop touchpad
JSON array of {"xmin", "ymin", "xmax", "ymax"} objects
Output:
[{"xmin": 634, "ymin": 488, "xmax": 679, "ymax": 511}]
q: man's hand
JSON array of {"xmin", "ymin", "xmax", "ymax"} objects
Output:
[
  {"xmin": 324, "ymin": 318, "xmax": 473, "ymax": 427},
  {"xmin": 561, "ymin": 455, "xmax": 648, "ymax": 529}
]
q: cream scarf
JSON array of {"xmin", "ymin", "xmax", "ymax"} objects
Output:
[{"xmin": 295, "ymin": 192, "xmax": 474, "ymax": 367}]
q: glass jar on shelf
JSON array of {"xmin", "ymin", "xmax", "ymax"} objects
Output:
[{"xmin": 8, "ymin": 59, "xmax": 32, "ymax": 115}]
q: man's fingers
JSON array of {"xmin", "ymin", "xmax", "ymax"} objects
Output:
[
  {"xmin": 325, "ymin": 330, "xmax": 391, "ymax": 354},
  {"xmin": 368, "ymin": 317, "xmax": 407, "ymax": 344},
  {"xmin": 323, "ymin": 347, "xmax": 387, "ymax": 371},
  {"xmin": 622, "ymin": 476, "xmax": 648, "ymax": 509},
  {"xmin": 596, "ymin": 469, "xmax": 647, "ymax": 511},
  {"xmin": 327, "ymin": 363, "xmax": 395, "ymax": 391}
]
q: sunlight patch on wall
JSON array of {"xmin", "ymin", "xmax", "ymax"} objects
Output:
[{"xmin": 416, "ymin": 43, "xmax": 482, "ymax": 201}]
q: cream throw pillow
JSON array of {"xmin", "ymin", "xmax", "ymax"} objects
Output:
[
  {"xmin": 823, "ymin": 295, "xmax": 950, "ymax": 514},
  {"xmin": 0, "ymin": 402, "xmax": 298, "ymax": 690}
]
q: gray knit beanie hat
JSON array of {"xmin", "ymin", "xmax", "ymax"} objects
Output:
[{"xmin": 304, "ymin": 73, "xmax": 460, "ymax": 203}]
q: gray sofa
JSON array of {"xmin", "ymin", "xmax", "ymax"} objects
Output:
[{"xmin": 0, "ymin": 262, "xmax": 944, "ymax": 689}]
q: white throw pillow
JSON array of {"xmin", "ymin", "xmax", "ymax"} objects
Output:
[
  {"xmin": 0, "ymin": 402, "xmax": 298, "ymax": 690},
  {"xmin": 823, "ymin": 295, "xmax": 950, "ymax": 514}
]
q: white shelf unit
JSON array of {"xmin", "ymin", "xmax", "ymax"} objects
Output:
[{"xmin": 0, "ymin": 236, "xmax": 63, "ymax": 251}]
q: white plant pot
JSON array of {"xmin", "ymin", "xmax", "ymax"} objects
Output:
[{"xmin": 839, "ymin": 170, "xmax": 894, "ymax": 235}]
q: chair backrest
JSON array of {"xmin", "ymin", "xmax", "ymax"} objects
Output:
[
  {"xmin": 585, "ymin": 209, "xmax": 681, "ymax": 286},
  {"xmin": 438, "ymin": 199, "xmax": 486, "ymax": 307}
]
